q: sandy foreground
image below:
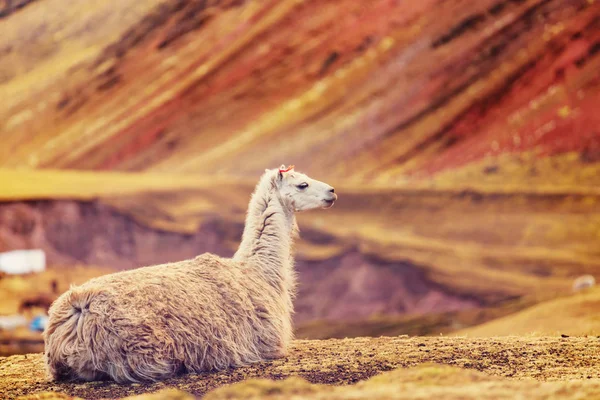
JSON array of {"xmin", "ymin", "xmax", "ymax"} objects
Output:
[{"xmin": 1, "ymin": 336, "xmax": 600, "ymax": 399}]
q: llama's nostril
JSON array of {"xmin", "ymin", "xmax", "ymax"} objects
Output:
[{"xmin": 329, "ymin": 187, "xmax": 335, "ymax": 193}]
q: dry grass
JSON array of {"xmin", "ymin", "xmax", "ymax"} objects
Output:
[
  {"xmin": 204, "ymin": 364, "xmax": 600, "ymax": 400},
  {"xmin": 0, "ymin": 168, "xmax": 244, "ymax": 202}
]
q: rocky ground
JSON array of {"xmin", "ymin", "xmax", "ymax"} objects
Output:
[{"xmin": 2, "ymin": 336, "xmax": 600, "ymax": 399}]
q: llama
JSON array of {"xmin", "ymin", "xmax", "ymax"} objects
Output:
[{"xmin": 43, "ymin": 165, "xmax": 337, "ymax": 383}]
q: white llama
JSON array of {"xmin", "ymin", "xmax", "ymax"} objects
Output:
[{"xmin": 43, "ymin": 165, "xmax": 337, "ymax": 383}]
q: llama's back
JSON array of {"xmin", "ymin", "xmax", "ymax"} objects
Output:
[{"xmin": 44, "ymin": 253, "xmax": 278, "ymax": 382}]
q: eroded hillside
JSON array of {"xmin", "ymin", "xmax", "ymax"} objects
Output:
[{"xmin": 0, "ymin": 0, "xmax": 598, "ymax": 182}]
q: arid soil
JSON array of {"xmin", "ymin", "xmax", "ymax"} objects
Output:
[{"xmin": 2, "ymin": 336, "xmax": 600, "ymax": 399}]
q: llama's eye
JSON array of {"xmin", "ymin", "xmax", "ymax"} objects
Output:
[{"xmin": 297, "ymin": 183, "xmax": 309, "ymax": 190}]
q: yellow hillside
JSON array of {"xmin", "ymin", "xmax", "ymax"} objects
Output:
[
  {"xmin": 457, "ymin": 288, "xmax": 600, "ymax": 337},
  {"xmin": 0, "ymin": 168, "xmax": 245, "ymax": 201}
]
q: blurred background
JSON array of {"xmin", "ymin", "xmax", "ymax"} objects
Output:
[{"xmin": 0, "ymin": 0, "xmax": 599, "ymax": 356}]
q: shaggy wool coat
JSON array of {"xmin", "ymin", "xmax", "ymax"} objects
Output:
[{"xmin": 44, "ymin": 167, "xmax": 334, "ymax": 383}]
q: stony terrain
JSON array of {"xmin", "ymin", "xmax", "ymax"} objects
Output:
[{"xmin": 2, "ymin": 336, "xmax": 600, "ymax": 399}]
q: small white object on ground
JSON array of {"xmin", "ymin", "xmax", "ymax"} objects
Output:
[
  {"xmin": 572, "ymin": 275, "xmax": 596, "ymax": 292},
  {"xmin": 0, "ymin": 249, "xmax": 46, "ymax": 275},
  {"xmin": 0, "ymin": 315, "xmax": 28, "ymax": 330}
]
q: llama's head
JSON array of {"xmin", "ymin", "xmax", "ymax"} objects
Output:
[{"xmin": 270, "ymin": 165, "xmax": 337, "ymax": 212}]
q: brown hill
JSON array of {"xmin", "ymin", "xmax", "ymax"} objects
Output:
[{"xmin": 297, "ymin": 288, "xmax": 600, "ymax": 340}]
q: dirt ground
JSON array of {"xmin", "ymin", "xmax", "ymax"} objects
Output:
[{"xmin": 2, "ymin": 336, "xmax": 600, "ymax": 399}]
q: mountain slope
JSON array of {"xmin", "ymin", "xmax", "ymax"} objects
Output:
[{"xmin": 0, "ymin": 0, "xmax": 598, "ymax": 183}]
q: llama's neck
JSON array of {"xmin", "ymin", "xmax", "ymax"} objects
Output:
[{"xmin": 233, "ymin": 171, "xmax": 298, "ymax": 295}]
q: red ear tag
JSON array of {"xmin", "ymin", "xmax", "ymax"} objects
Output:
[{"xmin": 278, "ymin": 165, "xmax": 295, "ymax": 173}]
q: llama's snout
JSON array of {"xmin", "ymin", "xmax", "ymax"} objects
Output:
[{"xmin": 323, "ymin": 188, "xmax": 337, "ymax": 208}]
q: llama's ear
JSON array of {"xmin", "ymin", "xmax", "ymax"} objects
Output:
[{"xmin": 277, "ymin": 164, "xmax": 294, "ymax": 181}]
